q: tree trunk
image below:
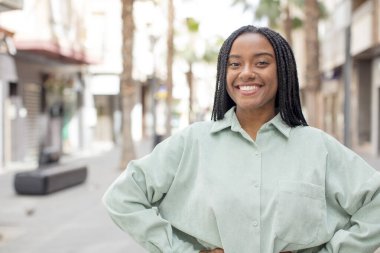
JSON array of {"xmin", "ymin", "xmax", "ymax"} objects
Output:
[
  {"xmin": 165, "ymin": 0, "xmax": 174, "ymax": 136},
  {"xmin": 283, "ymin": 2, "xmax": 293, "ymax": 47},
  {"xmin": 304, "ymin": 0, "xmax": 320, "ymax": 127},
  {"xmin": 186, "ymin": 62, "xmax": 193, "ymax": 123},
  {"xmin": 119, "ymin": 0, "xmax": 136, "ymax": 170}
]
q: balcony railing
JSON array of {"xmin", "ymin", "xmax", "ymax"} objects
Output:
[{"xmin": 351, "ymin": 0, "xmax": 374, "ymax": 55}]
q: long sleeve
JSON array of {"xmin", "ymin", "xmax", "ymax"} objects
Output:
[
  {"xmin": 317, "ymin": 133, "xmax": 380, "ymax": 253},
  {"xmin": 102, "ymin": 130, "xmax": 202, "ymax": 253}
]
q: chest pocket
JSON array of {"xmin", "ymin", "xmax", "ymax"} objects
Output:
[{"xmin": 275, "ymin": 181, "xmax": 326, "ymax": 245}]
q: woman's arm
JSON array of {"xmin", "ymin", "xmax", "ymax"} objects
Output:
[
  {"xmin": 317, "ymin": 133, "xmax": 380, "ymax": 253},
  {"xmin": 103, "ymin": 131, "xmax": 201, "ymax": 253}
]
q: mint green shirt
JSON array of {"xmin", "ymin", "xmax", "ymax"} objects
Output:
[{"xmin": 103, "ymin": 108, "xmax": 380, "ymax": 253}]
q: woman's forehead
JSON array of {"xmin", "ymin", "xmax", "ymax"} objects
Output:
[{"xmin": 230, "ymin": 33, "xmax": 274, "ymax": 54}]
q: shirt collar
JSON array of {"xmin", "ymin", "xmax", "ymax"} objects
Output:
[
  {"xmin": 210, "ymin": 107, "xmax": 292, "ymax": 138},
  {"xmin": 266, "ymin": 113, "xmax": 291, "ymax": 138},
  {"xmin": 210, "ymin": 107, "xmax": 236, "ymax": 133}
]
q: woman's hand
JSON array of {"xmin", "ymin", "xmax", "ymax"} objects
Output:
[{"xmin": 200, "ymin": 248, "xmax": 224, "ymax": 253}]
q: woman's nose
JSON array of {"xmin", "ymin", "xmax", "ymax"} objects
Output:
[{"xmin": 239, "ymin": 65, "xmax": 256, "ymax": 81}]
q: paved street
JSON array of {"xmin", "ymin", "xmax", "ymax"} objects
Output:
[
  {"xmin": 0, "ymin": 140, "xmax": 379, "ymax": 253},
  {"xmin": 0, "ymin": 141, "xmax": 151, "ymax": 253}
]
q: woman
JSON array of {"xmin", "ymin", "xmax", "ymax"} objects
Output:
[{"xmin": 103, "ymin": 25, "xmax": 380, "ymax": 253}]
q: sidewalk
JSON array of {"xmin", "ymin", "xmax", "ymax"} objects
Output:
[{"xmin": 0, "ymin": 139, "xmax": 153, "ymax": 253}]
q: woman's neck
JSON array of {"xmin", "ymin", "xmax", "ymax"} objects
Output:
[{"xmin": 235, "ymin": 108, "xmax": 276, "ymax": 140}]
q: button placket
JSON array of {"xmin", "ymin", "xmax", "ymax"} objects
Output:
[{"xmin": 250, "ymin": 146, "xmax": 261, "ymax": 236}]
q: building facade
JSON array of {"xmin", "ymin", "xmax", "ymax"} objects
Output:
[
  {"xmin": 0, "ymin": 0, "xmax": 114, "ymax": 172},
  {"xmin": 320, "ymin": 0, "xmax": 380, "ymax": 155},
  {"xmin": 0, "ymin": 1, "xmax": 23, "ymax": 171}
]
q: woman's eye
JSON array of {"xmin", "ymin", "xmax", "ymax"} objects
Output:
[
  {"xmin": 228, "ymin": 62, "xmax": 240, "ymax": 68},
  {"xmin": 257, "ymin": 61, "xmax": 269, "ymax": 67}
]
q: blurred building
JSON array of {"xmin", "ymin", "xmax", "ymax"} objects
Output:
[
  {"xmin": 0, "ymin": 0, "xmax": 121, "ymax": 172},
  {"xmin": 319, "ymin": 0, "xmax": 380, "ymax": 155},
  {"xmin": 0, "ymin": 0, "xmax": 23, "ymax": 171}
]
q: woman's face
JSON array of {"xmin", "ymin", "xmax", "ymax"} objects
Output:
[{"xmin": 226, "ymin": 32, "xmax": 278, "ymax": 116}]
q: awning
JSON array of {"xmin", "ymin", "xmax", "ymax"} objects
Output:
[{"xmin": 15, "ymin": 40, "xmax": 100, "ymax": 65}]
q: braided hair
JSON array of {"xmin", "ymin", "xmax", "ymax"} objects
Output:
[{"xmin": 211, "ymin": 25, "xmax": 308, "ymax": 127}]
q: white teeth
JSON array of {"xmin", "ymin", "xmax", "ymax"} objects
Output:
[{"xmin": 240, "ymin": 85, "xmax": 258, "ymax": 91}]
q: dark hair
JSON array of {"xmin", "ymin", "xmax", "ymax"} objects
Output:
[{"xmin": 211, "ymin": 25, "xmax": 307, "ymax": 127}]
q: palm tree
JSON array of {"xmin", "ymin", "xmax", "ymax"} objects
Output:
[
  {"xmin": 233, "ymin": 0, "xmax": 301, "ymax": 46},
  {"xmin": 181, "ymin": 18, "xmax": 220, "ymax": 123},
  {"xmin": 233, "ymin": 0, "xmax": 326, "ymax": 45},
  {"xmin": 165, "ymin": 0, "xmax": 174, "ymax": 136},
  {"xmin": 184, "ymin": 17, "xmax": 199, "ymax": 123},
  {"xmin": 119, "ymin": 0, "xmax": 136, "ymax": 170},
  {"xmin": 304, "ymin": 0, "xmax": 320, "ymax": 127}
]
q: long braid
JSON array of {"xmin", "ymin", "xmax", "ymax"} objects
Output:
[
  {"xmin": 259, "ymin": 27, "xmax": 307, "ymax": 126},
  {"xmin": 212, "ymin": 26, "xmax": 257, "ymax": 120},
  {"xmin": 211, "ymin": 25, "xmax": 308, "ymax": 127}
]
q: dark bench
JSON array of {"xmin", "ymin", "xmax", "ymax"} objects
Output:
[{"xmin": 14, "ymin": 163, "xmax": 87, "ymax": 195}]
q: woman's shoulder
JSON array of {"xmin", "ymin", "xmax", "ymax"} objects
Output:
[
  {"xmin": 292, "ymin": 125, "xmax": 350, "ymax": 154},
  {"xmin": 179, "ymin": 120, "xmax": 214, "ymax": 134},
  {"xmin": 167, "ymin": 121, "xmax": 214, "ymax": 141},
  {"xmin": 293, "ymin": 125, "xmax": 335, "ymax": 139},
  {"xmin": 291, "ymin": 125, "xmax": 325, "ymax": 140}
]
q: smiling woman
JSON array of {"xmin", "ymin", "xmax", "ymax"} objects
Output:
[
  {"xmin": 225, "ymin": 32, "xmax": 278, "ymax": 140},
  {"xmin": 103, "ymin": 25, "xmax": 380, "ymax": 253}
]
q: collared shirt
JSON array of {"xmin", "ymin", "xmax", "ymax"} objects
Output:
[{"xmin": 103, "ymin": 107, "xmax": 380, "ymax": 253}]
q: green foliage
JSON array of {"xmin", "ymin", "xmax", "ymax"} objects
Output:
[
  {"xmin": 255, "ymin": 0, "xmax": 281, "ymax": 27},
  {"xmin": 292, "ymin": 17, "xmax": 303, "ymax": 29},
  {"xmin": 186, "ymin": 17, "xmax": 200, "ymax": 33},
  {"xmin": 292, "ymin": 0, "xmax": 304, "ymax": 7},
  {"xmin": 202, "ymin": 36, "xmax": 224, "ymax": 63},
  {"xmin": 202, "ymin": 46, "xmax": 218, "ymax": 63},
  {"xmin": 318, "ymin": 1, "xmax": 329, "ymax": 19},
  {"xmin": 232, "ymin": 0, "xmax": 329, "ymax": 29},
  {"xmin": 292, "ymin": 0, "xmax": 329, "ymax": 19},
  {"xmin": 177, "ymin": 17, "xmax": 220, "ymax": 64}
]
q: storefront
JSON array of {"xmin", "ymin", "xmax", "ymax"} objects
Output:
[{"xmin": 0, "ymin": 52, "xmax": 18, "ymax": 172}]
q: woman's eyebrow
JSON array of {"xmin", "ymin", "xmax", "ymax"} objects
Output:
[
  {"xmin": 255, "ymin": 52, "xmax": 274, "ymax": 58},
  {"xmin": 228, "ymin": 54, "xmax": 241, "ymax": 59},
  {"xmin": 228, "ymin": 52, "xmax": 274, "ymax": 59}
]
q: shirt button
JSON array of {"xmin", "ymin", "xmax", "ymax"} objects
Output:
[
  {"xmin": 252, "ymin": 220, "xmax": 259, "ymax": 227},
  {"xmin": 255, "ymin": 152, "xmax": 260, "ymax": 156}
]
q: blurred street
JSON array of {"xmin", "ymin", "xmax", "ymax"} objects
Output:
[
  {"xmin": 0, "ymin": 0, "xmax": 379, "ymax": 252},
  {"xmin": 0, "ymin": 139, "xmax": 152, "ymax": 253}
]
